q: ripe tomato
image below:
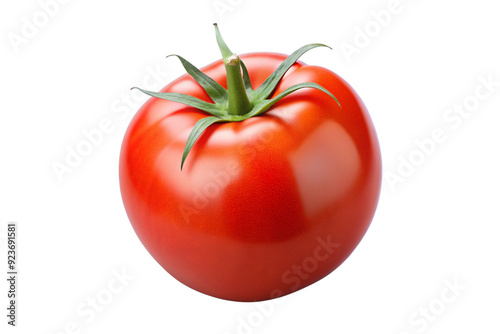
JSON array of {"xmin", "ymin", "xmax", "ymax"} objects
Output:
[{"xmin": 120, "ymin": 25, "xmax": 381, "ymax": 302}]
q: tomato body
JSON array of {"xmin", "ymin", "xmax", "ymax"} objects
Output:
[{"xmin": 119, "ymin": 53, "xmax": 381, "ymax": 301}]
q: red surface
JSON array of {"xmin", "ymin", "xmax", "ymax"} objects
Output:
[{"xmin": 119, "ymin": 53, "xmax": 382, "ymax": 301}]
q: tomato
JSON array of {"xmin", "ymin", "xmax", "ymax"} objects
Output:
[{"xmin": 119, "ymin": 25, "xmax": 381, "ymax": 301}]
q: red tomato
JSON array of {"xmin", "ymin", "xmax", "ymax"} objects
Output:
[{"xmin": 120, "ymin": 50, "xmax": 381, "ymax": 301}]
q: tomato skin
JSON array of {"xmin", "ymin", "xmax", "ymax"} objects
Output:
[{"xmin": 119, "ymin": 53, "xmax": 381, "ymax": 301}]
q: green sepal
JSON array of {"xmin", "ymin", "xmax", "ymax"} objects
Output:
[
  {"xmin": 181, "ymin": 116, "xmax": 225, "ymax": 170},
  {"xmin": 240, "ymin": 59, "xmax": 254, "ymax": 93},
  {"xmin": 248, "ymin": 82, "xmax": 341, "ymax": 118},
  {"xmin": 252, "ymin": 43, "xmax": 332, "ymax": 100},
  {"xmin": 213, "ymin": 23, "xmax": 233, "ymax": 63},
  {"xmin": 167, "ymin": 54, "xmax": 228, "ymax": 105},
  {"xmin": 131, "ymin": 87, "xmax": 226, "ymax": 117}
]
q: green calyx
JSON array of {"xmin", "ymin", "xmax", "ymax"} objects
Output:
[{"xmin": 132, "ymin": 23, "xmax": 340, "ymax": 170}]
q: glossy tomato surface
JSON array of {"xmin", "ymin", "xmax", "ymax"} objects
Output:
[{"xmin": 119, "ymin": 53, "xmax": 381, "ymax": 301}]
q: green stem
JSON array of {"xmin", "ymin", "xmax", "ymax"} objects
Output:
[{"xmin": 225, "ymin": 54, "xmax": 253, "ymax": 116}]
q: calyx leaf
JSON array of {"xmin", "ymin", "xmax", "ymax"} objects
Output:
[
  {"xmin": 131, "ymin": 87, "xmax": 226, "ymax": 117},
  {"xmin": 248, "ymin": 82, "xmax": 341, "ymax": 118},
  {"xmin": 167, "ymin": 54, "xmax": 228, "ymax": 105},
  {"xmin": 250, "ymin": 43, "xmax": 332, "ymax": 101},
  {"xmin": 181, "ymin": 116, "xmax": 224, "ymax": 169}
]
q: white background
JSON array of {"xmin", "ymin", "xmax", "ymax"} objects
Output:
[{"xmin": 1, "ymin": 0, "xmax": 499, "ymax": 333}]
